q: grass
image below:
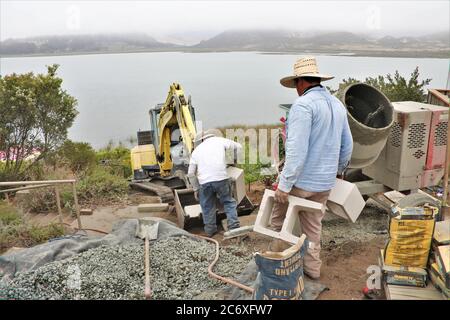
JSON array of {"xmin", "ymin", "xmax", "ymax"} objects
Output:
[{"xmin": 0, "ymin": 201, "xmax": 65, "ymax": 254}]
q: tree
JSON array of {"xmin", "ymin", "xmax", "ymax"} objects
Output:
[
  {"xmin": 57, "ymin": 140, "xmax": 96, "ymax": 173},
  {"xmin": 330, "ymin": 67, "xmax": 431, "ymax": 102},
  {"xmin": 0, "ymin": 64, "xmax": 78, "ymax": 181}
]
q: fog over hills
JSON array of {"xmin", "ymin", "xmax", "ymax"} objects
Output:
[{"xmin": 1, "ymin": 29, "xmax": 448, "ymax": 58}]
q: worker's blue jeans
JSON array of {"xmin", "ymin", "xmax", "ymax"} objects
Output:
[{"xmin": 199, "ymin": 178, "xmax": 240, "ymax": 236}]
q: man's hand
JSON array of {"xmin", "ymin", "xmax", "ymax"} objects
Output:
[
  {"xmin": 194, "ymin": 191, "xmax": 199, "ymax": 202},
  {"xmin": 274, "ymin": 188, "xmax": 289, "ymax": 204}
]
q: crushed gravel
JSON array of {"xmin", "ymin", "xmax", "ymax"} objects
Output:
[{"xmin": 0, "ymin": 235, "xmax": 252, "ymax": 300}]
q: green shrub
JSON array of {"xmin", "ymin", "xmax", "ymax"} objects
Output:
[
  {"xmin": 0, "ymin": 201, "xmax": 64, "ymax": 253},
  {"xmin": 76, "ymin": 167, "xmax": 128, "ymax": 204},
  {"xmin": 0, "ymin": 201, "xmax": 21, "ymax": 225},
  {"xmin": 330, "ymin": 67, "xmax": 431, "ymax": 102},
  {"xmin": 96, "ymin": 145, "xmax": 132, "ymax": 178},
  {"xmin": 16, "ymin": 166, "xmax": 74, "ymax": 213},
  {"xmin": 18, "ymin": 187, "xmax": 58, "ymax": 213},
  {"xmin": 57, "ymin": 140, "xmax": 97, "ymax": 173}
]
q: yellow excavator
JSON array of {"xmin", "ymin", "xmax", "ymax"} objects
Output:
[
  {"xmin": 130, "ymin": 83, "xmax": 254, "ymax": 228},
  {"xmin": 129, "ymin": 83, "xmax": 197, "ymax": 201}
]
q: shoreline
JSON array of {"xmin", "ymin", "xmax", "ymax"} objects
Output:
[{"xmin": 1, "ymin": 48, "xmax": 449, "ymax": 59}]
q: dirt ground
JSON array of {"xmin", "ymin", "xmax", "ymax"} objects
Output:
[
  {"xmin": 12, "ymin": 181, "xmax": 390, "ymax": 300},
  {"xmin": 193, "ymin": 182, "xmax": 390, "ymax": 300}
]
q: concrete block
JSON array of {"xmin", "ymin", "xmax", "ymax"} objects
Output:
[
  {"xmin": 184, "ymin": 204, "xmax": 202, "ymax": 218},
  {"xmin": 226, "ymin": 166, "xmax": 246, "ymax": 204},
  {"xmin": 223, "ymin": 225, "xmax": 254, "ymax": 239},
  {"xmin": 80, "ymin": 208, "xmax": 93, "ymax": 216},
  {"xmin": 137, "ymin": 203, "xmax": 169, "ymax": 213},
  {"xmin": 281, "ymin": 197, "xmax": 325, "ymax": 245},
  {"xmin": 253, "ymin": 190, "xmax": 282, "ymax": 239},
  {"xmin": 326, "ymin": 179, "xmax": 365, "ymax": 223},
  {"xmin": 253, "ymin": 189, "xmax": 326, "ymax": 244}
]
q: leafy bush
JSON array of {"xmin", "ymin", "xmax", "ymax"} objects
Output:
[
  {"xmin": 76, "ymin": 167, "xmax": 128, "ymax": 204},
  {"xmin": 0, "ymin": 201, "xmax": 64, "ymax": 253},
  {"xmin": 15, "ymin": 166, "xmax": 74, "ymax": 213},
  {"xmin": 96, "ymin": 145, "xmax": 132, "ymax": 178},
  {"xmin": 57, "ymin": 140, "xmax": 96, "ymax": 173},
  {"xmin": 330, "ymin": 67, "xmax": 431, "ymax": 102}
]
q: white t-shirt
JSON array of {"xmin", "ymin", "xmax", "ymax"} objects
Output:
[{"xmin": 188, "ymin": 137, "xmax": 242, "ymax": 185}]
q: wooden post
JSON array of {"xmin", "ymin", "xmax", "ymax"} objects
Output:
[
  {"xmin": 441, "ymin": 118, "xmax": 450, "ymax": 220},
  {"xmin": 55, "ymin": 187, "xmax": 63, "ymax": 225},
  {"xmin": 72, "ymin": 182, "xmax": 82, "ymax": 229}
]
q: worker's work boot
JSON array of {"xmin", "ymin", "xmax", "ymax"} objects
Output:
[{"xmin": 303, "ymin": 270, "xmax": 320, "ymax": 281}]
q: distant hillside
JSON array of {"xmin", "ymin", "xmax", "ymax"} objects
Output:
[
  {"xmin": 193, "ymin": 30, "xmax": 450, "ymax": 57},
  {"xmin": 1, "ymin": 30, "xmax": 448, "ymax": 58},
  {"xmin": 0, "ymin": 33, "xmax": 177, "ymax": 56}
]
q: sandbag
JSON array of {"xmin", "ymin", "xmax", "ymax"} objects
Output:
[{"xmin": 253, "ymin": 235, "xmax": 308, "ymax": 300}]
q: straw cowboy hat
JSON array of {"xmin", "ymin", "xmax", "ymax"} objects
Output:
[
  {"xmin": 194, "ymin": 129, "xmax": 217, "ymax": 143},
  {"xmin": 280, "ymin": 57, "xmax": 334, "ymax": 88}
]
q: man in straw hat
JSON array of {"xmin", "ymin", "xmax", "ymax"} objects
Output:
[
  {"xmin": 187, "ymin": 129, "xmax": 243, "ymax": 237},
  {"xmin": 270, "ymin": 57, "xmax": 353, "ymax": 280}
]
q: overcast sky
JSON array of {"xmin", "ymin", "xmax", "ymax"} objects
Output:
[{"xmin": 1, "ymin": 1, "xmax": 449, "ymax": 42}]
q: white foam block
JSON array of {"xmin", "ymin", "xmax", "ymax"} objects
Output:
[
  {"xmin": 326, "ymin": 179, "xmax": 366, "ymax": 223},
  {"xmin": 254, "ymin": 189, "xmax": 326, "ymax": 244}
]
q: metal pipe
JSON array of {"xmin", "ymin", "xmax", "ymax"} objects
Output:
[
  {"xmin": 0, "ymin": 179, "xmax": 76, "ymax": 187},
  {"xmin": 0, "ymin": 184, "xmax": 52, "ymax": 193}
]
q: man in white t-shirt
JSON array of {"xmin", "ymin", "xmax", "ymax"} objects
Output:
[{"xmin": 187, "ymin": 130, "xmax": 242, "ymax": 237}]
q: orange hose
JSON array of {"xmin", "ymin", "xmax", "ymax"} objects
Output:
[
  {"xmin": 194, "ymin": 234, "xmax": 254, "ymax": 294},
  {"xmin": 61, "ymin": 222, "xmax": 109, "ymax": 234}
]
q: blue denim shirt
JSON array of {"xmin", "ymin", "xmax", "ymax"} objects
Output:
[{"xmin": 278, "ymin": 86, "xmax": 353, "ymax": 193}]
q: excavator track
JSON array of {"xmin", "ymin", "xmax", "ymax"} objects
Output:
[{"xmin": 129, "ymin": 181, "xmax": 175, "ymax": 203}]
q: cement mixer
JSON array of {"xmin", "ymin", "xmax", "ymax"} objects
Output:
[
  {"xmin": 278, "ymin": 82, "xmax": 394, "ymax": 170},
  {"xmin": 277, "ymin": 83, "xmax": 447, "ymax": 214},
  {"xmin": 339, "ymin": 83, "xmax": 394, "ymax": 168}
]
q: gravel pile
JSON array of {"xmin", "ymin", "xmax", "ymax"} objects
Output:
[{"xmin": 0, "ymin": 236, "xmax": 252, "ymax": 300}]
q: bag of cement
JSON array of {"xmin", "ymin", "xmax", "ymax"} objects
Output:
[
  {"xmin": 253, "ymin": 234, "xmax": 308, "ymax": 300},
  {"xmin": 384, "ymin": 205, "xmax": 437, "ymax": 269}
]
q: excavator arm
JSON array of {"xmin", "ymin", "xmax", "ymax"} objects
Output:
[{"xmin": 156, "ymin": 83, "xmax": 197, "ymax": 176}]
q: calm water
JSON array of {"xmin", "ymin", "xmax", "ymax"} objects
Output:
[{"xmin": 1, "ymin": 52, "xmax": 448, "ymax": 148}]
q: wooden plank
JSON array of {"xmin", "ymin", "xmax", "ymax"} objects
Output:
[
  {"xmin": 55, "ymin": 187, "xmax": 63, "ymax": 224},
  {"xmin": 354, "ymin": 180, "xmax": 390, "ymax": 196},
  {"xmin": 385, "ymin": 283, "xmax": 444, "ymax": 300},
  {"xmin": 434, "ymin": 220, "xmax": 450, "ymax": 245},
  {"xmin": 417, "ymin": 189, "xmax": 440, "ymax": 205},
  {"xmin": 137, "ymin": 203, "xmax": 169, "ymax": 212},
  {"xmin": 384, "ymin": 190, "xmax": 405, "ymax": 204},
  {"xmin": 369, "ymin": 192, "xmax": 395, "ymax": 211},
  {"xmin": 436, "ymin": 245, "xmax": 450, "ymax": 287}
]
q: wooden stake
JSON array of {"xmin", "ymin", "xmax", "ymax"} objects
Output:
[
  {"xmin": 72, "ymin": 182, "xmax": 82, "ymax": 229},
  {"xmin": 443, "ymin": 118, "xmax": 450, "ymax": 207},
  {"xmin": 55, "ymin": 187, "xmax": 63, "ymax": 225},
  {"xmin": 441, "ymin": 118, "xmax": 450, "ymax": 220}
]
